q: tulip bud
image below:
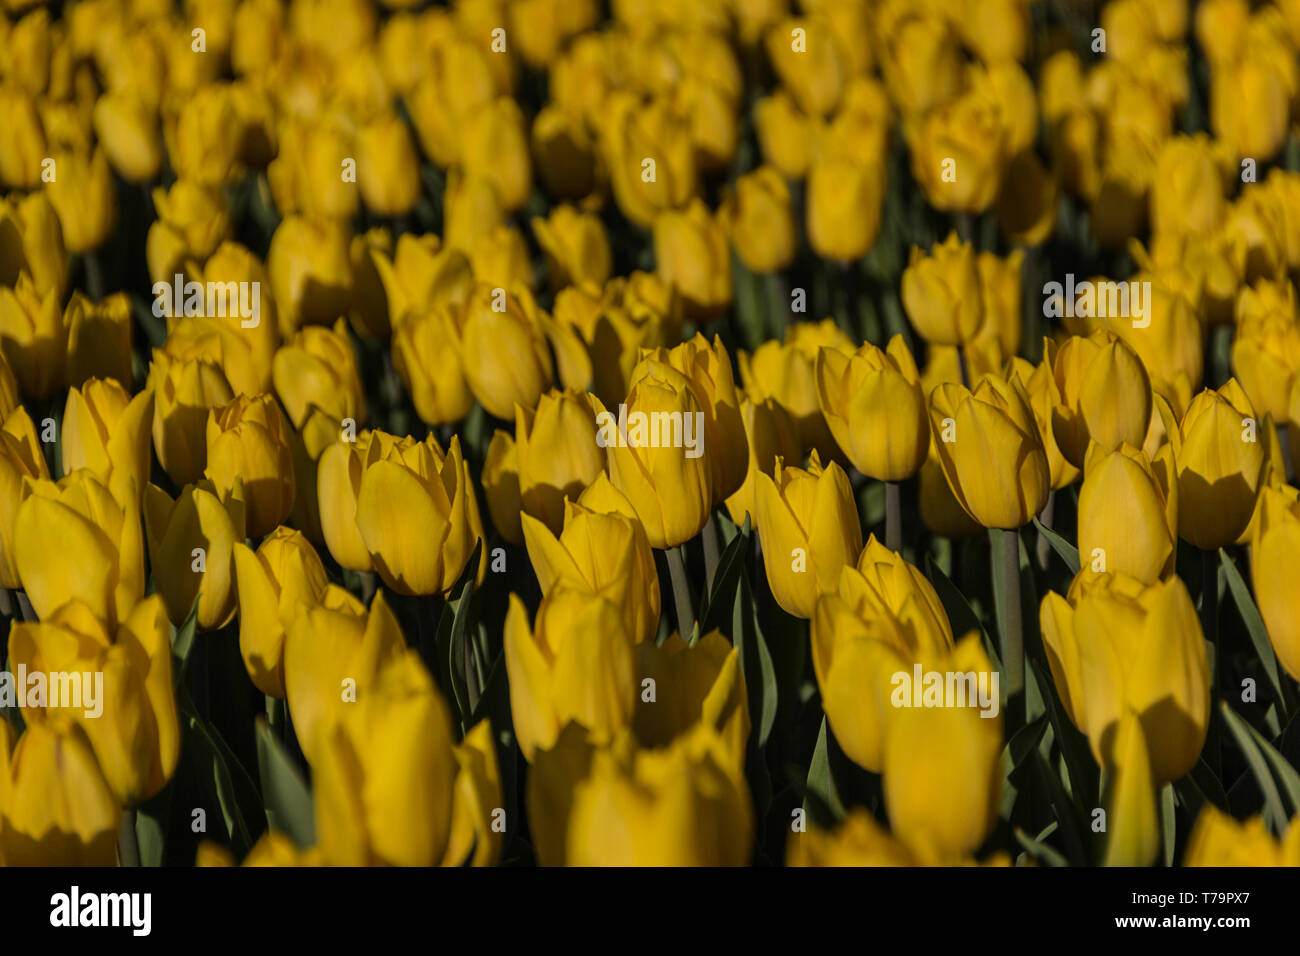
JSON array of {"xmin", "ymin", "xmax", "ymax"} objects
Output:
[
  {"xmin": 267, "ymin": 215, "xmax": 354, "ymax": 337},
  {"xmin": 0, "ymin": 85, "xmax": 48, "ymax": 188},
  {"xmin": 929, "ymin": 373, "xmax": 1050, "ymax": 529},
  {"xmin": 1184, "ymin": 805, "xmax": 1300, "ymax": 866},
  {"xmin": 816, "ymin": 334, "xmax": 929, "ymax": 482},
  {"xmin": 1151, "ymin": 134, "xmax": 1228, "ymax": 241},
  {"xmin": 1175, "ymin": 380, "xmax": 1266, "ymax": 549},
  {"xmin": 652, "ymin": 199, "xmax": 732, "ymax": 320},
  {"xmin": 147, "ymin": 180, "xmax": 230, "ymax": 285},
  {"xmin": 806, "ymin": 156, "xmax": 883, "ymax": 263},
  {"xmin": 1232, "ymin": 279, "xmax": 1300, "ymax": 422},
  {"xmin": 532, "ymin": 205, "xmax": 612, "ymax": 290},
  {"xmin": 62, "ymin": 378, "xmax": 153, "ymax": 508},
  {"xmin": 46, "ymin": 148, "xmax": 117, "ymax": 253},
  {"xmin": 204, "ymin": 393, "xmax": 295, "ymax": 538},
  {"xmin": 1050, "ymin": 331, "xmax": 1153, "ymax": 468},
  {"xmin": 504, "ymin": 590, "xmax": 637, "ymax": 761},
  {"xmin": 266, "ymin": 115, "xmax": 358, "ymax": 221},
  {"xmin": 356, "ymin": 112, "xmax": 421, "ymax": 217},
  {"xmin": 448, "ymin": 284, "xmax": 555, "ymax": 421},
  {"xmin": 755, "ymin": 90, "xmax": 819, "ymax": 181},
  {"xmin": 756, "ymin": 451, "xmax": 862, "ymax": 619},
  {"xmin": 719, "ymin": 165, "xmax": 796, "ymax": 275},
  {"xmin": 605, "ymin": 92, "xmax": 696, "ymax": 228},
  {"xmin": 64, "ymin": 292, "xmax": 133, "ymax": 391},
  {"xmin": 1251, "ymin": 486, "xmax": 1300, "ymax": 682},
  {"xmin": 514, "ymin": 389, "xmax": 605, "ymax": 534},
  {"xmin": 909, "ymin": 92, "xmax": 1006, "ymax": 214},
  {"xmin": 724, "ymin": 395, "xmax": 801, "ymax": 531},
  {"xmin": 272, "ymin": 319, "xmax": 366, "ymax": 430},
  {"xmin": 0, "ymin": 191, "xmax": 67, "ymax": 300},
  {"xmin": 879, "ymin": 12, "xmax": 963, "ymax": 116},
  {"xmin": 901, "ymin": 233, "xmax": 984, "ymax": 346},
  {"xmin": 459, "ymin": 97, "xmax": 532, "ymax": 213},
  {"xmin": 1078, "ymin": 443, "xmax": 1178, "ymax": 583},
  {"xmin": 0, "ymin": 271, "xmax": 65, "ymax": 399}
]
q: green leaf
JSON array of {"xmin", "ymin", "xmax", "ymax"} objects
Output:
[
  {"xmin": 1219, "ymin": 702, "xmax": 1289, "ymax": 831},
  {"xmin": 1029, "ymin": 657, "xmax": 1096, "ymax": 808},
  {"xmin": 1014, "ymin": 826, "xmax": 1069, "ymax": 867},
  {"xmin": 1225, "ymin": 704, "xmax": 1300, "ymax": 815},
  {"xmin": 436, "ymin": 540, "xmax": 482, "ymax": 731},
  {"xmin": 255, "ymin": 718, "xmax": 315, "ymax": 850},
  {"xmin": 733, "ymin": 571, "xmax": 777, "ymax": 747},
  {"xmin": 182, "ymin": 704, "xmax": 257, "ymax": 857},
  {"xmin": 170, "ymin": 595, "xmax": 201, "ymax": 682},
  {"xmin": 1031, "ymin": 750, "xmax": 1088, "ymax": 865},
  {"xmin": 700, "ymin": 513, "xmax": 750, "ymax": 634},
  {"xmin": 1032, "ymin": 517, "xmax": 1080, "ymax": 574},
  {"xmin": 1160, "ymin": 783, "xmax": 1176, "ymax": 867},
  {"xmin": 1219, "ymin": 548, "xmax": 1289, "ymax": 714},
  {"xmin": 803, "ymin": 717, "xmax": 846, "ymax": 826}
]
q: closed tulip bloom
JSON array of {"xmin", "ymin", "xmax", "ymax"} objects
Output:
[
  {"xmin": 756, "ymin": 451, "xmax": 862, "ymax": 619},
  {"xmin": 1102, "ymin": 708, "xmax": 1159, "ymax": 867},
  {"xmin": 392, "ymin": 307, "xmax": 475, "ymax": 425},
  {"xmin": 719, "ymin": 165, "xmax": 796, "ymax": 274},
  {"xmin": 522, "ymin": 498, "xmax": 661, "ymax": 645},
  {"xmin": 929, "ymin": 373, "xmax": 1050, "ymax": 529},
  {"xmin": 594, "ymin": 366, "xmax": 714, "ymax": 549},
  {"xmin": 439, "ymin": 718, "xmax": 506, "ymax": 867},
  {"xmin": 8, "ymin": 596, "xmax": 179, "ymax": 804},
  {"xmin": 1150, "ymin": 134, "xmax": 1227, "ymax": 241},
  {"xmin": 879, "ymin": 12, "xmax": 963, "ymax": 116},
  {"xmin": 532, "ymin": 205, "xmax": 612, "ymax": 289},
  {"xmin": 355, "ymin": 112, "xmax": 421, "ymax": 217},
  {"xmin": 459, "ymin": 97, "xmax": 532, "ymax": 213},
  {"xmin": 883, "ymin": 634, "xmax": 1002, "ymax": 859},
  {"xmin": 482, "ymin": 429, "xmax": 523, "ymax": 546},
  {"xmin": 0, "ymin": 192, "xmax": 67, "ymax": 300},
  {"xmin": 0, "ymin": 85, "xmax": 47, "ymax": 189},
  {"xmin": 640, "ymin": 334, "xmax": 748, "ymax": 502},
  {"xmin": 266, "ymin": 215, "xmax": 354, "ymax": 337},
  {"xmin": 605, "ymin": 92, "xmax": 697, "ymax": 229},
  {"xmin": 0, "ymin": 271, "xmax": 64, "ymax": 399},
  {"xmin": 1006, "ymin": 355, "xmax": 1080, "ymax": 490},
  {"xmin": 1039, "ymin": 570, "xmax": 1209, "ymax": 784},
  {"xmin": 372, "ymin": 233, "xmax": 474, "ymax": 329},
  {"xmin": 146, "ymin": 180, "xmax": 230, "ymax": 285},
  {"xmin": 739, "ymin": 319, "xmax": 854, "ymax": 458},
  {"xmin": 232, "ymin": 527, "xmax": 328, "ymax": 697},
  {"xmin": 63, "ymin": 291, "xmax": 132, "ymax": 390},
  {"xmin": 1184, "ymin": 806, "xmax": 1300, "ymax": 866},
  {"xmin": 46, "ymin": 148, "xmax": 117, "ymax": 253},
  {"xmin": 14, "ymin": 469, "xmax": 144, "ymax": 629},
  {"xmin": 504, "ymin": 590, "xmax": 637, "ymax": 761},
  {"xmin": 1049, "ymin": 331, "xmax": 1153, "ymax": 468},
  {"xmin": 62, "ymin": 379, "xmax": 153, "ymax": 509},
  {"xmin": 754, "ymin": 90, "xmax": 819, "ymax": 180},
  {"xmin": 764, "ymin": 17, "xmax": 844, "ymax": 115},
  {"xmin": 1105, "ymin": 279, "xmax": 1203, "ymax": 416},
  {"xmin": 93, "ymin": 88, "xmax": 163, "ymax": 183},
  {"xmin": 1078, "ymin": 443, "xmax": 1178, "ymax": 584},
  {"xmin": 448, "ymin": 284, "xmax": 554, "ymax": 421},
  {"xmin": 901, "ymin": 233, "xmax": 984, "ymax": 346},
  {"xmin": 1174, "ymin": 379, "xmax": 1266, "ymax": 549},
  {"xmin": 146, "ymin": 347, "xmax": 234, "ymax": 487},
  {"xmin": 205, "ymin": 393, "xmax": 295, "ymax": 538},
  {"xmin": 1252, "ymin": 486, "xmax": 1300, "ymax": 681},
  {"xmin": 724, "ymin": 395, "xmax": 801, "ymax": 531},
  {"xmin": 0, "ymin": 721, "xmax": 118, "ymax": 865},
  {"xmin": 565, "ymin": 726, "xmax": 753, "ymax": 866},
  {"xmin": 1211, "ymin": 55, "xmax": 1291, "ymax": 164},
  {"xmin": 143, "ymin": 478, "xmax": 245, "ymax": 630},
  {"xmin": 1232, "ymin": 279, "xmax": 1300, "ymax": 422},
  {"xmin": 910, "ymin": 92, "xmax": 1006, "ymax": 214},
  {"xmin": 531, "ymin": 104, "xmax": 599, "ymax": 201},
  {"xmin": 312, "ymin": 650, "xmax": 460, "ymax": 866},
  {"xmin": 816, "ymin": 334, "xmax": 928, "ymax": 481},
  {"xmin": 806, "ymin": 156, "xmax": 883, "ymax": 263},
  {"xmin": 515, "ymin": 390, "xmax": 605, "ymax": 534},
  {"xmin": 652, "ymin": 199, "xmax": 732, "ymax": 320},
  {"xmin": 0, "ymin": 406, "xmax": 49, "ymax": 588},
  {"xmin": 266, "ymin": 116, "xmax": 358, "ymax": 221},
  {"xmin": 316, "ymin": 430, "xmax": 378, "ymax": 572},
  {"xmin": 355, "ymin": 432, "xmax": 485, "ymax": 595},
  {"xmin": 272, "ymin": 319, "xmax": 367, "ymax": 430}
]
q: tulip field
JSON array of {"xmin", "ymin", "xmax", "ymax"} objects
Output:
[{"xmin": 1, "ymin": 0, "xmax": 1300, "ymax": 877}]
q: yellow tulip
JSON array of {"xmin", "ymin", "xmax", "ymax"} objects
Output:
[
  {"xmin": 901, "ymin": 233, "xmax": 984, "ymax": 346},
  {"xmin": 756, "ymin": 450, "xmax": 862, "ymax": 619},
  {"xmin": 909, "ymin": 92, "xmax": 1006, "ymax": 215},
  {"xmin": 8, "ymin": 596, "xmax": 179, "ymax": 804},
  {"xmin": 62, "ymin": 379, "xmax": 153, "ymax": 507},
  {"xmin": 514, "ymin": 389, "xmax": 605, "ymax": 534},
  {"xmin": 312, "ymin": 649, "xmax": 460, "ymax": 866},
  {"xmin": 1150, "ymin": 134, "xmax": 1228, "ymax": 241},
  {"xmin": 532, "ymin": 205, "xmax": 612, "ymax": 290},
  {"xmin": 272, "ymin": 318, "xmax": 367, "ymax": 430},
  {"xmin": 531, "ymin": 104, "xmax": 599, "ymax": 201},
  {"xmin": 448, "ymin": 284, "xmax": 555, "ymax": 421},
  {"xmin": 929, "ymin": 373, "xmax": 1050, "ymax": 529},
  {"xmin": 1078, "ymin": 443, "xmax": 1178, "ymax": 584},
  {"xmin": 0, "ymin": 85, "xmax": 47, "ymax": 189},
  {"xmin": 93, "ymin": 88, "xmax": 163, "ymax": 184},
  {"xmin": 0, "ymin": 721, "xmax": 118, "ymax": 865},
  {"xmin": 266, "ymin": 115, "xmax": 358, "ymax": 222},
  {"xmin": 764, "ymin": 17, "xmax": 844, "ymax": 116},
  {"xmin": 724, "ymin": 394, "xmax": 801, "ymax": 531},
  {"xmin": 355, "ymin": 112, "xmax": 421, "ymax": 217},
  {"xmin": 652, "ymin": 199, "xmax": 732, "ymax": 320},
  {"xmin": 504, "ymin": 589, "xmax": 636, "ymax": 761},
  {"xmin": 204, "ymin": 393, "xmax": 295, "ymax": 538},
  {"xmin": 266, "ymin": 215, "xmax": 354, "ymax": 337},
  {"xmin": 1174, "ymin": 379, "xmax": 1266, "ymax": 550},
  {"xmin": 1211, "ymin": 52, "xmax": 1291, "ymax": 164},
  {"xmin": 0, "ymin": 191, "xmax": 67, "ymax": 300},
  {"xmin": 14, "ymin": 469, "xmax": 144, "ymax": 629},
  {"xmin": 594, "ymin": 365, "xmax": 714, "ymax": 549},
  {"xmin": 1232, "ymin": 278, "xmax": 1300, "ymax": 422},
  {"xmin": 806, "ymin": 156, "xmax": 883, "ymax": 263},
  {"xmin": 812, "ymin": 543, "xmax": 955, "ymax": 772},
  {"xmin": 1049, "ymin": 331, "xmax": 1153, "ymax": 468},
  {"xmin": 1252, "ymin": 485, "xmax": 1300, "ymax": 682},
  {"xmin": 1039, "ymin": 570, "xmax": 1210, "ymax": 784},
  {"xmin": 392, "ymin": 308, "xmax": 476, "ymax": 426},
  {"xmin": 816, "ymin": 334, "xmax": 929, "ymax": 482},
  {"xmin": 146, "ymin": 180, "xmax": 229, "ymax": 285},
  {"xmin": 46, "ymin": 148, "xmax": 117, "ymax": 253},
  {"xmin": 459, "ymin": 97, "xmax": 532, "ymax": 213},
  {"xmin": 754, "ymin": 90, "xmax": 819, "ymax": 181},
  {"xmin": 354, "ymin": 432, "xmax": 485, "ymax": 595},
  {"xmin": 146, "ymin": 346, "xmax": 234, "ymax": 487},
  {"xmin": 1006, "ymin": 355, "xmax": 1079, "ymax": 490},
  {"xmin": 0, "ymin": 406, "xmax": 49, "ymax": 588},
  {"xmin": 521, "ymin": 496, "xmax": 660, "ymax": 645},
  {"xmin": 879, "ymin": 11, "xmax": 963, "ymax": 116},
  {"xmin": 482, "ymin": 429, "xmax": 523, "ymax": 546},
  {"xmin": 440, "ymin": 719, "xmax": 505, "ymax": 867},
  {"xmin": 1102, "ymin": 708, "xmax": 1159, "ymax": 866},
  {"xmin": 0, "ymin": 270, "xmax": 64, "ymax": 399},
  {"xmin": 883, "ymin": 633, "xmax": 1002, "ymax": 859},
  {"xmin": 719, "ymin": 165, "xmax": 796, "ymax": 274},
  {"xmin": 1184, "ymin": 806, "xmax": 1300, "ymax": 866},
  {"xmin": 283, "ymin": 589, "xmax": 404, "ymax": 766},
  {"xmin": 604, "ymin": 92, "xmax": 696, "ymax": 229},
  {"xmin": 63, "ymin": 292, "xmax": 132, "ymax": 391}
]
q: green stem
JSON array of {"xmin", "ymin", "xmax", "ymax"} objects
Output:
[
  {"xmin": 117, "ymin": 809, "xmax": 140, "ymax": 867},
  {"xmin": 956, "ymin": 343, "xmax": 970, "ymax": 388},
  {"xmin": 15, "ymin": 591, "xmax": 35, "ymax": 622},
  {"xmin": 666, "ymin": 546, "xmax": 696, "ymax": 640},
  {"xmin": 884, "ymin": 481, "xmax": 902, "ymax": 552},
  {"xmin": 999, "ymin": 528, "xmax": 1024, "ymax": 717},
  {"xmin": 701, "ymin": 514, "xmax": 721, "ymax": 596},
  {"xmin": 1035, "ymin": 491, "xmax": 1055, "ymax": 570}
]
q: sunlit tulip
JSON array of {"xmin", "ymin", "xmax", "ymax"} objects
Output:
[
  {"xmin": 1174, "ymin": 380, "xmax": 1266, "ymax": 549},
  {"xmin": 204, "ymin": 393, "xmax": 295, "ymax": 538}
]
